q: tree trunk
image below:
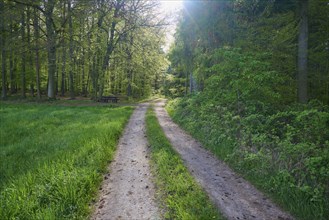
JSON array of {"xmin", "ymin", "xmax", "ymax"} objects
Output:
[
  {"xmin": 100, "ymin": 1, "xmax": 122, "ymax": 96},
  {"xmin": 1, "ymin": 1, "xmax": 6, "ymax": 99},
  {"xmin": 126, "ymin": 35, "xmax": 133, "ymax": 97},
  {"xmin": 9, "ymin": 45, "xmax": 14, "ymax": 94},
  {"xmin": 80, "ymin": 16, "xmax": 86, "ymax": 96},
  {"xmin": 33, "ymin": 8, "xmax": 41, "ymax": 99},
  {"xmin": 297, "ymin": 0, "xmax": 308, "ymax": 103},
  {"xmin": 27, "ymin": 8, "xmax": 34, "ymax": 97},
  {"xmin": 9, "ymin": 21, "xmax": 15, "ymax": 95},
  {"xmin": 68, "ymin": 0, "xmax": 75, "ymax": 99},
  {"xmin": 21, "ymin": 9, "xmax": 26, "ymax": 98},
  {"xmin": 45, "ymin": 0, "xmax": 56, "ymax": 99},
  {"xmin": 60, "ymin": 1, "xmax": 66, "ymax": 97},
  {"xmin": 91, "ymin": 55, "xmax": 97, "ymax": 99},
  {"xmin": 61, "ymin": 42, "xmax": 66, "ymax": 96}
]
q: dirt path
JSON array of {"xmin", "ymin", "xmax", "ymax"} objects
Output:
[
  {"xmin": 154, "ymin": 100, "xmax": 294, "ymax": 220},
  {"xmin": 92, "ymin": 103, "xmax": 159, "ymax": 220}
]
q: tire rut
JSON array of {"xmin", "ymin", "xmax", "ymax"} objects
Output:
[
  {"xmin": 92, "ymin": 103, "xmax": 159, "ymax": 220},
  {"xmin": 154, "ymin": 100, "xmax": 294, "ymax": 220}
]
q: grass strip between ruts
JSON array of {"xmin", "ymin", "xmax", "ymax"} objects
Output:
[{"xmin": 145, "ymin": 107, "xmax": 224, "ymax": 220}]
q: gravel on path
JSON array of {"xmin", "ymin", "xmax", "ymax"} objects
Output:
[
  {"xmin": 92, "ymin": 103, "xmax": 159, "ymax": 220},
  {"xmin": 154, "ymin": 100, "xmax": 294, "ymax": 220}
]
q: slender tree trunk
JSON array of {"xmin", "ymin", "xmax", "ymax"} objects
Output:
[
  {"xmin": 86, "ymin": 65, "xmax": 90, "ymax": 96},
  {"xmin": 55, "ymin": 52, "xmax": 60, "ymax": 95},
  {"xmin": 33, "ymin": 8, "xmax": 41, "ymax": 99},
  {"xmin": 91, "ymin": 55, "xmax": 97, "ymax": 99},
  {"xmin": 126, "ymin": 35, "xmax": 133, "ymax": 97},
  {"xmin": 99, "ymin": 1, "xmax": 123, "ymax": 97},
  {"xmin": 81, "ymin": 47, "xmax": 86, "ymax": 96},
  {"xmin": 27, "ymin": 8, "xmax": 34, "ymax": 97},
  {"xmin": 297, "ymin": 0, "xmax": 308, "ymax": 103},
  {"xmin": 61, "ymin": 41, "xmax": 66, "ymax": 96},
  {"xmin": 80, "ymin": 16, "xmax": 86, "ymax": 96},
  {"xmin": 21, "ymin": 9, "xmax": 26, "ymax": 98},
  {"xmin": 9, "ymin": 45, "xmax": 14, "ymax": 94},
  {"xmin": 1, "ymin": 43, "xmax": 6, "ymax": 100},
  {"xmin": 13, "ymin": 56, "xmax": 17, "ymax": 93},
  {"xmin": 45, "ymin": 0, "xmax": 56, "ymax": 99},
  {"xmin": 86, "ymin": 18, "xmax": 92, "ymax": 97},
  {"xmin": 68, "ymin": 0, "xmax": 75, "ymax": 99},
  {"xmin": 60, "ymin": 1, "xmax": 66, "ymax": 97},
  {"xmin": 9, "ymin": 21, "xmax": 15, "ymax": 95},
  {"xmin": 90, "ymin": 17, "xmax": 98, "ymax": 100},
  {"xmin": 1, "ymin": 1, "xmax": 6, "ymax": 99}
]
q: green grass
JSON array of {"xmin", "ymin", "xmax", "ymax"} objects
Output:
[
  {"xmin": 145, "ymin": 107, "xmax": 223, "ymax": 220},
  {"xmin": 0, "ymin": 102, "xmax": 134, "ymax": 219}
]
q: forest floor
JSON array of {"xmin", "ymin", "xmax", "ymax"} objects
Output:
[
  {"xmin": 92, "ymin": 99, "xmax": 294, "ymax": 220},
  {"xmin": 92, "ymin": 103, "xmax": 159, "ymax": 220}
]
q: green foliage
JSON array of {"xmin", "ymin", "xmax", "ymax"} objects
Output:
[
  {"xmin": 205, "ymin": 48, "xmax": 288, "ymax": 105},
  {"xmin": 166, "ymin": 0, "xmax": 329, "ymax": 219},
  {"xmin": 167, "ymin": 96, "xmax": 329, "ymax": 220},
  {"xmin": 0, "ymin": 103, "xmax": 133, "ymax": 219},
  {"xmin": 0, "ymin": 1, "xmax": 167, "ymax": 100},
  {"xmin": 145, "ymin": 107, "xmax": 222, "ymax": 220}
]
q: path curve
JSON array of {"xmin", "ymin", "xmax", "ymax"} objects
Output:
[
  {"xmin": 154, "ymin": 100, "xmax": 293, "ymax": 220},
  {"xmin": 92, "ymin": 103, "xmax": 159, "ymax": 220}
]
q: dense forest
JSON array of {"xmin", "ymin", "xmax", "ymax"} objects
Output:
[
  {"xmin": 166, "ymin": 0, "xmax": 329, "ymax": 219},
  {"xmin": 0, "ymin": 0, "xmax": 167, "ymax": 100}
]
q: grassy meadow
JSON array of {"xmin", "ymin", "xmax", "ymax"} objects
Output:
[{"xmin": 0, "ymin": 101, "xmax": 133, "ymax": 219}]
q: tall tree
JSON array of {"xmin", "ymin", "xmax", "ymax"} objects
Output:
[
  {"xmin": 33, "ymin": 7, "xmax": 41, "ymax": 99},
  {"xmin": 44, "ymin": 0, "xmax": 57, "ymax": 99},
  {"xmin": 1, "ymin": 1, "xmax": 7, "ymax": 99},
  {"xmin": 68, "ymin": 0, "xmax": 75, "ymax": 99},
  {"xmin": 298, "ymin": 0, "xmax": 309, "ymax": 103},
  {"xmin": 20, "ymin": 7, "xmax": 26, "ymax": 98}
]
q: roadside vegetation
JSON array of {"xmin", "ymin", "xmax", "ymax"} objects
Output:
[
  {"xmin": 146, "ymin": 107, "xmax": 223, "ymax": 220},
  {"xmin": 167, "ymin": 97, "xmax": 329, "ymax": 220},
  {"xmin": 0, "ymin": 102, "xmax": 133, "ymax": 219},
  {"xmin": 165, "ymin": 1, "xmax": 329, "ymax": 220}
]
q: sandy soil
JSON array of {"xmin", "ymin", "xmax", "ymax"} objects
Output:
[
  {"xmin": 154, "ymin": 100, "xmax": 294, "ymax": 220},
  {"xmin": 92, "ymin": 103, "xmax": 159, "ymax": 220}
]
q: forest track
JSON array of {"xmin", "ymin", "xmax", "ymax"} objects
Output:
[
  {"xmin": 92, "ymin": 103, "xmax": 159, "ymax": 220},
  {"xmin": 153, "ymin": 100, "xmax": 294, "ymax": 220}
]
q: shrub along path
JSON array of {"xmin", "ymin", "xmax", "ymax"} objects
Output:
[
  {"xmin": 153, "ymin": 99, "xmax": 294, "ymax": 220},
  {"xmin": 92, "ymin": 103, "xmax": 159, "ymax": 220}
]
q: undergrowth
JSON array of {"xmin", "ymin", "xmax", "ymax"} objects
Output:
[
  {"xmin": 0, "ymin": 102, "xmax": 133, "ymax": 219},
  {"xmin": 145, "ymin": 107, "xmax": 223, "ymax": 220},
  {"xmin": 166, "ymin": 98, "xmax": 329, "ymax": 220}
]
